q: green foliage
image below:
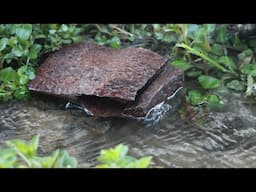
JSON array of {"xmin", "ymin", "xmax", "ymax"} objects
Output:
[
  {"xmin": 186, "ymin": 89, "xmax": 222, "ymax": 107},
  {"xmin": 0, "ymin": 66, "xmax": 35, "ymax": 101},
  {"xmin": 241, "ymin": 63, "xmax": 256, "ymax": 76},
  {"xmin": 226, "ymin": 80, "xmax": 245, "ymax": 91},
  {"xmin": 186, "ymin": 90, "xmax": 205, "ymax": 105},
  {"xmin": 96, "ymin": 144, "xmax": 152, "ymax": 168},
  {"xmin": 198, "ymin": 75, "xmax": 221, "ymax": 89},
  {"xmin": 0, "ymin": 24, "xmax": 84, "ymax": 102},
  {"xmin": 0, "ymin": 135, "xmax": 77, "ymax": 168},
  {"xmin": 172, "ymin": 59, "xmax": 192, "ymax": 71},
  {"xmin": 166, "ymin": 24, "xmax": 256, "ymax": 105},
  {"xmin": 0, "ymin": 136, "xmax": 152, "ymax": 168}
]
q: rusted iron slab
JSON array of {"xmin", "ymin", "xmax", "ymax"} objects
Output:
[
  {"xmin": 29, "ymin": 42, "xmax": 168, "ymax": 102},
  {"xmin": 72, "ymin": 64, "xmax": 183, "ymax": 118},
  {"xmin": 123, "ymin": 64, "xmax": 184, "ymax": 117}
]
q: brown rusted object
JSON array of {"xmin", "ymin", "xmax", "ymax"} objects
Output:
[
  {"xmin": 74, "ymin": 64, "xmax": 184, "ymax": 118},
  {"xmin": 29, "ymin": 42, "xmax": 168, "ymax": 102},
  {"xmin": 29, "ymin": 42, "xmax": 183, "ymax": 118},
  {"xmin": 123, "ymin": 64, "xmax": 183, "ymax": 117}
]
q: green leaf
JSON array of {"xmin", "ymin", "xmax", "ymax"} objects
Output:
[
  {"xmin": 60, "ymin": 24, "xmax": 69, "ymax": 32},
  {"xmin": 0, "ymin": 67, "xmax": 18, "ymax": 83},
  {"xmin": 232, "ymin": 34, "xmax": 241, "ymax": 47},
  {"xmin": 18, "ymin": 66, "xmax": 36, "ymax": 80},
  {"xmin": 198, "ymin": 75, "xmax": 221, "ymax": 89},
  {"xmin": 238, "ymin": 49, "xmax": 254, "ymax": 64},
  {"xmin": 0, "ymin": 38, "xmax": 8, "ymax": 51},
  {"xmin": 0, "ymin": 90, "xmax": 13, "ymax": 102},
  {"xmin": 19, "ymin": 75, "xmax": 29, "ymax": 85},
  {"xmin": 241, "ymin": 64, "xmax": 256, "ymax": 76},
  {"xmin": 186, "ymin": 70, "xmax": 202, "ymax": 77},
  {"xmin": 8, "ymin": 37, "xmax": 17, "ymax": 47},
  {"xmin": 96, "ymin": 144, "xmax": 151, "ymax": 168},
  {"xmin": 206, "ymin": 94, "xmax": 221, "ymax": 105},
  {"xmin": 28, "ymin": 44, "xmax": 42, "ymax": 60},
  {"xmin": 216, "ymin": 25, "xmax": 228, "ymax": 43},
  {"xmin": 109, "ymin": 36, "xmax": 121, "ymax": 48},
  {"xmin": 134, "ymin": 156, "xmax": 152, "ymax": 168},
  {"xmin": 172, "ymin": 59, "xmax": 192, "ymax": 71},
  {"xmin": 6, "ymin": 135, "xmax": 38, "ymax": 158},
  {"xmin": 218, "ymin": 56, "xmax": 237, "ymax": 72},
  {"xmin": 54, "ymin": 150, "xmax": 78, "ymax": 168},
  {"xmin": 30, "ymin": 134, "xmax": 39, "ymax": 156},
  {"xmin": 186, "ymin": 90, "xmax": 205, "ymax": 105},
  {"xmin": 161, "ymin": 33, "xmax": 177, "ymax": 43},
  {"xmin": 97, "ymin": 144, "xmax": 128, "ymax": 164},
  {"xmin": 14, "ymin": 85, "xmax": 29, "ymax": 100},
  {"xmin": 11, "ymin": 46, "xmax": 24, "ymax": 57},
  {"xmin": 0, "ymin": 148, "xmax": 17, "ymax": 168},
  {"xmin": 187, "ymin": 24, "xmax": 199, "ymax": 39},
  {"xmin": 226, "ymin": 80, "xmax": 245, "ymax": 91},
  {"xmin": 49, "ymin": 24, "xmax": 58, "ymax": 30},
  {"xmin": 15, "ymin": 24, "xmax": 33, "ymax": 40},
  {"xmin": 153, "ymin": 24, "xmax": 161, "ymax": 31},
  {"xmin": 211, "ymin": 44, "xmax": 224, "ymax": 56}
]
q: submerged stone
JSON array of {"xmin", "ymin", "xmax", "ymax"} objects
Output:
[{"xmin": 29, "ymin": 42, "xmax": 183, "ymax": 118}]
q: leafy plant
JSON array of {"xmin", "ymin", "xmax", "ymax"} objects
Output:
[
  {"xmin": 0, "ymin": 24, "xmax": 84, "ymax": 102},
  {"xmin": 0, "ymin": 66, "xmax": 35, "ymax": 101},
  {"xmin": 0, "ymin": 136, "xmax": 153, "ymax": 168},
  {"xmin": 198, "ymin": 75, "xmax": 221, "ymax": 89},
  {"xmin": 96, "ymin": 144, "xmax": 152, "ymax": 168},
  {"xmin": 0, "ymin": 135, "xmax": 77, "ymax": 168},
  {"xmin": 186, "ymin": 89, "xmax": 222, "ymax": 107}
]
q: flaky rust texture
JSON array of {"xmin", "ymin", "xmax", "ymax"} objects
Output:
[{"xmin": 29, "ymin": 42, "xmax": 168, "ymax": 101}]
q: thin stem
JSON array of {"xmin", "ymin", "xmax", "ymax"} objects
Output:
[
  {"xmin": 181, "ymin": 24, "xmax": 192, "ymax": 63},
  {"xmin": 110, "ymin": 25, "xmax": 134, "ymax": 37},
  {"xmin": 16, "ymin": 151, "xmax": 31, "ymax": 167},
  {"xmin": 176, "ymin": 43, "xmax": 236, "ymax": 75},
  {"xmin": 94, "ymin": 24, "xmax": 112, "ymax": 35}
]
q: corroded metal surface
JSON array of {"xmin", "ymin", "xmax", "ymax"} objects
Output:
[
  {"xmin": 72, "ymin": 64, "xmax": 183, "ymax": 118},
  {"xmin": 29, "ymin": 42, "xmax": 184, "ymax": 118},
  {"xmin": 123, "ymin": 64, "xmax": 184, "ymax": 117},
  {"xmin": 29, "ymin": 42, "xmax": 168, "ymax": 102}
]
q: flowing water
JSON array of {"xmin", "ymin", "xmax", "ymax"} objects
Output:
[{"xmin": 1, "ymin": 86, "xmax": 256, "ymax": 168}]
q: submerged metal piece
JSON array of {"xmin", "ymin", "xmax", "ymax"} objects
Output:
[
  {"xmin": 29, "ymin": 42, "xmax": 184, "ymax": 118},
  {"xmin": 71, "ymin": 64, "xmax": 183, "ymax": 118}
]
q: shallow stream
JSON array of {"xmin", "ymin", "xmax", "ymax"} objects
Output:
[{"xmin": 1, "ymin": 87, "xmax": 256, "ymax": 168}]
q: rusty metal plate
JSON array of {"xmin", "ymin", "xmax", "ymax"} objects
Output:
[
  {"xmin": 123, "ymin": 64, "xmax": 184, "ymax": 117},
  {"xmin": 29, "ymin": 42, "xmax": 168, "ymax": 102},
  {"xmin": 73, "ymin": 64, "xmax": 183, "ymax": 118}
]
